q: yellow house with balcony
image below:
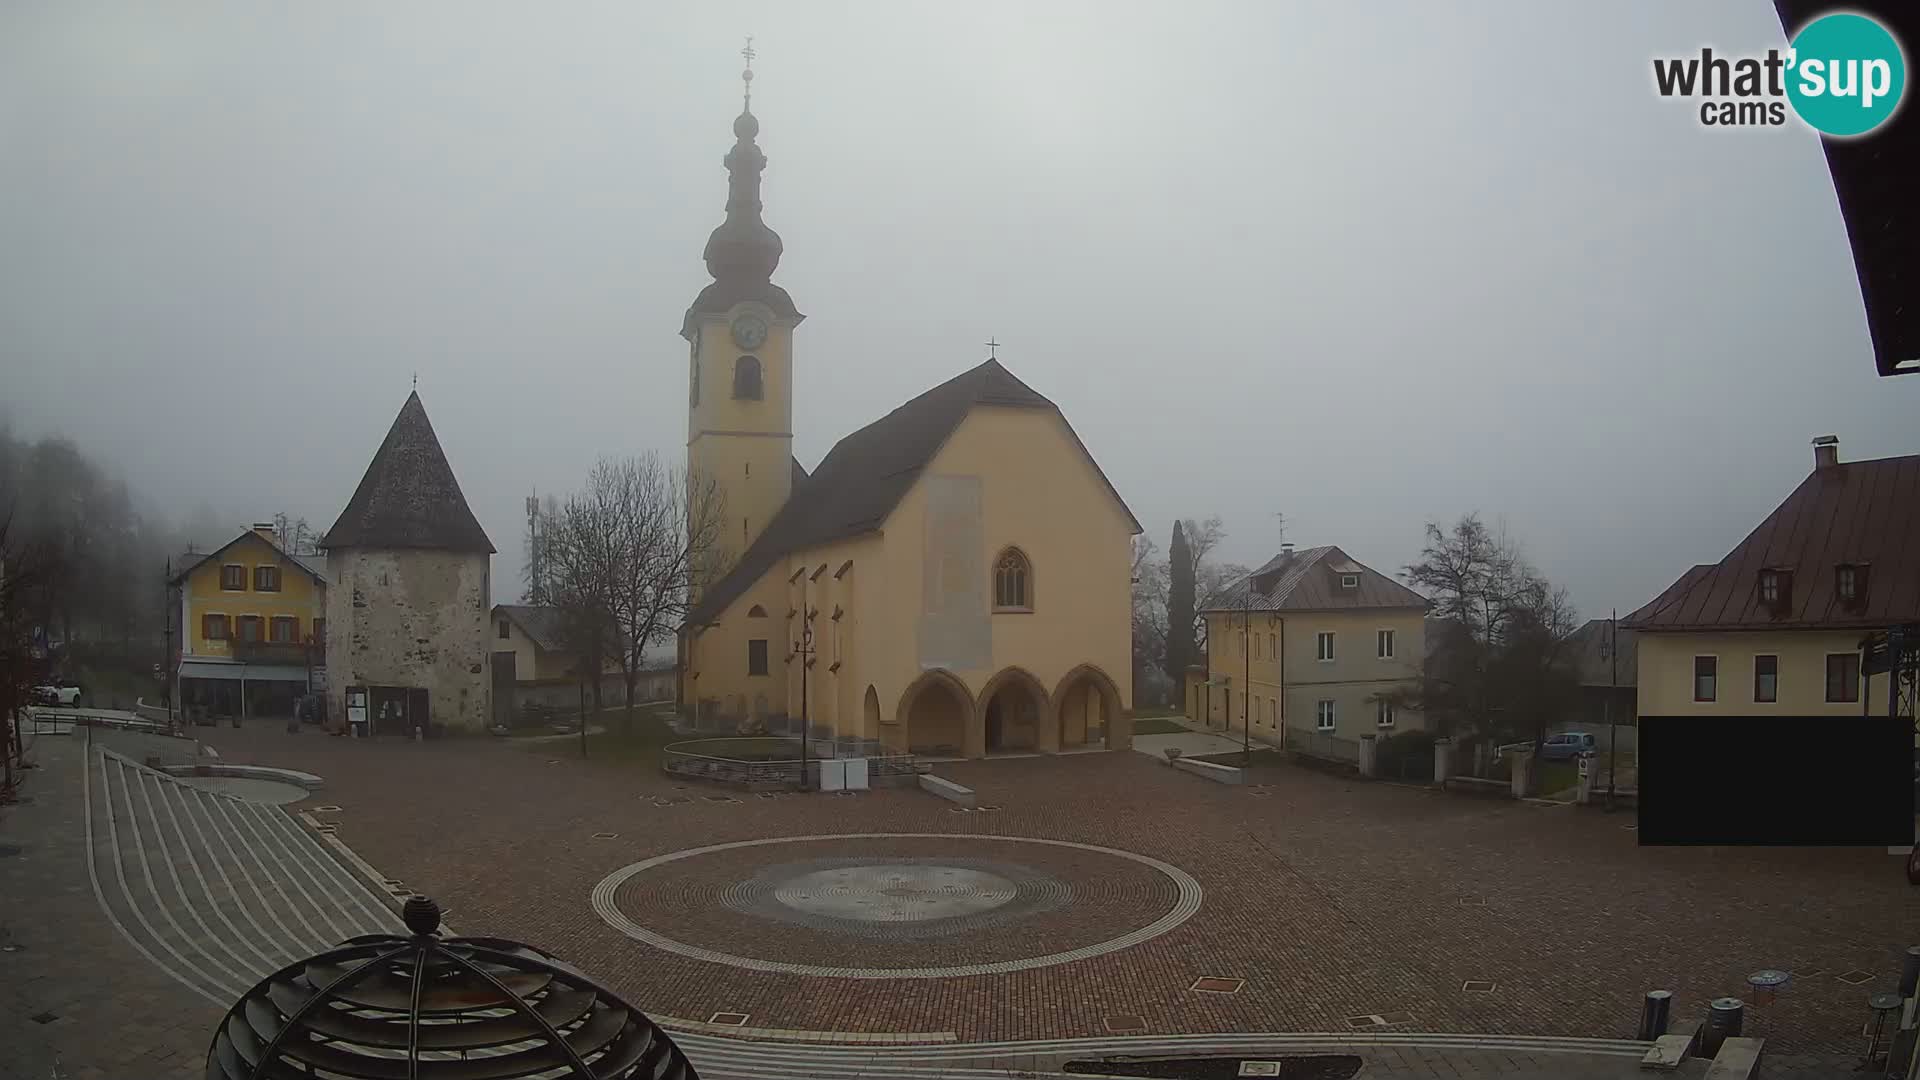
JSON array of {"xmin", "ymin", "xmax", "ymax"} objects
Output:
[
  {"xmin": 1190, "ymin": 545, "xmax": 1429, "ymax": 760},
  {"xmin": 170, "ymin": 523, "xmax": 327, "ymax": 720}
]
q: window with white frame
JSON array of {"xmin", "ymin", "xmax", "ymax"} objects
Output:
[
  {"xmin": 1376, "ymin": 628, "xmax": 1395, "ymax": 659},
  {"xmin": 1315, "ymin": 699, "xmax": 1336, "ymax": 730},
  {"xmin": 1376, "ymin": 699, "xmax": 1395, "ymax": 727},
  {"xmin": 1316, "ymin": 631, "xmax": 1335, "ymax": 662},
  {"xmin": 1340, "ymin": 574, "xmax": 1359, "ymax": 589}
]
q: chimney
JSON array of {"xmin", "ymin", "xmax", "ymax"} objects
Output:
[
  {"xmin": 1811, "ymin": 435, "xmax": 1839, "ymax": 470},
  {"xmin": 252, "ymin": 521, "xmax": 278, "ymax": 544}
]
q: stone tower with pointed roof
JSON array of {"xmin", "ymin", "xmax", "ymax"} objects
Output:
[
  {"xmin": 322, "ymin": 391, "xmax": 496, "ymax": 734},
  {"xmin": 676, "ymin": 58, "xmax": 1142, "ymax": 761}
]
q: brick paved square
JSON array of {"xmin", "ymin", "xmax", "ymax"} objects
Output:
[
  {"xmin": 6, "ymin": 724, "xmax": 1905, "ymax": 1078},
  {"xmin": 179, "ymin": 726, "xmax": 1912, "ymax": 1056}
]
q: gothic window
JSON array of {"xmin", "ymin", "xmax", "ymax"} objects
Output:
[
  {"xmin": 747, "ymin": 605, "xmax": 767, "ymax": 618},
  {"xmin": 993, "ymin": 548, "xmax": 1032, "ymax": 611},
  {"xmin": 733, "ymin": 355, "xmax": 762, "ymax": 400}
]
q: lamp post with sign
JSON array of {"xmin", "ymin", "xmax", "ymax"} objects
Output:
[
  {"xmin": 1603, "ymin": 610, "xmax": 1619, "ymax": 810},
  {"xmin": 794, "ymin": 620, "xmax": 815, "ymax": 790}
]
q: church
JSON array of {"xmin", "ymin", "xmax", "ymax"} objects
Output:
[{"xmin": 678, "ymin": 60, "xmax": 1139, "ymax": 759}]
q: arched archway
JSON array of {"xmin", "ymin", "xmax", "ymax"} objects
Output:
[
  {"xmin": 1051, "ymin": 664, "xmax": 1126, "ymax": 751},
  {"xmin": 895, "ymin": 670, "xmax": 974, "ymax": 757},
  {"xmin": 863, "ymin": 686, "xmax": 881, "ymax": 741},
  {"xmin": 976, "ymin": 667, "xmax": 1050, "ymax": 756}
]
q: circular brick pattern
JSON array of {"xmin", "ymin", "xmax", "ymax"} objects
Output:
[
  {"xmin": 720, "ymin": 856, "xmax": 1073, "ymax": 941},
  {"xmin": 591, "ymin": 833, "xmax": 1204, "ymax": 979}
]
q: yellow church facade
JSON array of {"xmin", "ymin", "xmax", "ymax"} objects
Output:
[{"xmin": 677, "ymin": 69, "xmax": 1138, "ymax": 758}]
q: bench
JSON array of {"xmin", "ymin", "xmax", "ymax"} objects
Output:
[
  {"xmin": 1703, "ymin": 1037, "xmax": 1762, "ymax": 1080},
  {"xmin": 918, "ymin": 774, "xmax": 976, "ymax": 808},
  {"xmin": 1172, "ymin": 757, "xmax": 1244, "ymax": 785}
]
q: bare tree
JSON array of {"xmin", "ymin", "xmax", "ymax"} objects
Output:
[
  {"xmin": 271, "ymin": 513, "xmax": 317, "ymax": 556},
  {"xmin": 1392, "ymin": 513, "xmax": 1581, "ymax": 754},
  {"xmin": 0, "ymin": 510, "xmax": 56, "ymax": 795},
  {"xmin": 1130, "ymin": 535, "xmax": 1170, "ymax": 706},
  {"xmin": 538, "ymin": 456, "xmax": 727, "ymax": 734}
]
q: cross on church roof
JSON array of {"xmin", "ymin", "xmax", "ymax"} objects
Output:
[
  {"xmin": 985, "ymin": 337, "xmax": 1000, "ymax": 360},
  {"xmin": 741, "ymin": 35, "xmax": 755, "ymax": 108}
]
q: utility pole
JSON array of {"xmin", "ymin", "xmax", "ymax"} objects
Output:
[{"xmin": 163, "ymin": 558, "xmax": 176, "ymax": 730}]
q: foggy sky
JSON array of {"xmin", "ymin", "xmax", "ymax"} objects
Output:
[{"xmin": 3, "ymin": 2, "xmax": 1916, "ymax": 622}]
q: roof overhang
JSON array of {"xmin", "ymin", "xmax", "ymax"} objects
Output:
[{"xmin": 1772, "ymin": 1, "xmax": 1918, "ymax": 376}]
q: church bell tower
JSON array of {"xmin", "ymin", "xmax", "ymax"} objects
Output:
[{"xmin": 683, "ymin": 39, "xmax": 804, "ymax": 573}]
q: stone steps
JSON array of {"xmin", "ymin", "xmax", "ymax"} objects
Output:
[{"xmin": 85, "ymin": 748, "xmax": 403, "ymax": 1006}]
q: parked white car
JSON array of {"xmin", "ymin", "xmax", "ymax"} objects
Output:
[{"xmin": 31, "ymin": 683, "xmax": 82, "ymax": 706}]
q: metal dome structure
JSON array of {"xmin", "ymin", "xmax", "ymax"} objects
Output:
[{"xmin": 206, "ymin": 896, "xmax": 699, "ymax": 1079}]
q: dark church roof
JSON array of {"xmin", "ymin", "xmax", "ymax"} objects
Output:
[
  {"xmin": 687, "ymin": 358, "xmax": 1140, "ymax": 626},
  {"xmin": 322, "ymin": 391, "xmax": 495, "ymax": 554}
]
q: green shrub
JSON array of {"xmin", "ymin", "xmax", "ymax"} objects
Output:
[{"xmin": 1375, "ymin": 729, "xmax": 1436, "ymax": 781}]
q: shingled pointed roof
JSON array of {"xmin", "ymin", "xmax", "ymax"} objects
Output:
[
  {"xmin": 1203, "ymin": 545, "xmax": 1428, "ymax": 614},
  {"xmin": 1622, "ymin": 451, "xmax": 1920, "ymax": 632},
  {"xmin": 687, "ymin": 358, "xmax": 1140, "ymax": 626},
  {"xmin": 322, "ymin": 392, "xmax": 495, "ymax": 553}
]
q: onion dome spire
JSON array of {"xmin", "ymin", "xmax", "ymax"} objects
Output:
[{"xmin": 702, "ymin": 36, "xmax": 783, "ymax": 285}]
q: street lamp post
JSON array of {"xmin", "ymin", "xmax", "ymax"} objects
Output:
[
  {"xmin": 1605, "ymin": 609, "xmax": 1619, "ymax": 810},
  {"xmin": 1242, "ymin": 583, "xmax": 1251, "ymax": 769},
  {"xmin": 795, "ymin": 620, "xmax": 815, "ymax": 790}
]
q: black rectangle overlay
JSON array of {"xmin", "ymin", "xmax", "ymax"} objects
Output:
[{"xmin": 1638, "ymin": 716, "xmax": 1913, "ymax": 845}]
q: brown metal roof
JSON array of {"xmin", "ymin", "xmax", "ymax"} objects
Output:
[
  {"xmin": 321, "ymin": 391, "xmax": 495, "ymax": 554},
  {"xmin": 1202, "ymin": 545, "xmax": 1428, "ymax": 614},
  {"xmin": 685, "ymin": 358, "xmax": 1141, "ymax": 626},
  {"xmin": 1622, "ymin": 452, "xmax": 1920, "ymax": 631}
]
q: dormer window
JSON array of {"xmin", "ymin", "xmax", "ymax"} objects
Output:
[
  {"xmin": 1835, "ymin": 563, "xmax": 1867, "ymax": 606},
  {"xmin": 1340, "ymin": 574, "xmax": 1359, "ymax": 589},
  {"xmin": 1758, "ymin": 568, "xmax": 1792, "ymax": 613}
]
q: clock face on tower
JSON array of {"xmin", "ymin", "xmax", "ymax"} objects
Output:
[{"xmin": 729, "ymin": 313, "xmax": 769, "ymax": 350}]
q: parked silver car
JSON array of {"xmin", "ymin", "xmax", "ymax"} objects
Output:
[
  {"xmin": 1493, "ymin": 732, "xmax": 1598, "ymax": 762},
  {"xmin": 1540, "ymin": 731, "xmax": 1597, "ymax": 761}
]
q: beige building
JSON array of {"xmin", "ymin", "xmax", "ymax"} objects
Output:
[
  {"xmin": 677, "ymin": 75, "xmax": 1140, "ymax": 758},
  {"xmin": 490, "ymin": 604, "xmax": 672, "ymax": 716},
  {"xmin": 1623, "ymin": 436, "xmax": 1915, "ymax": 721},
  {"xmin": 1188, "ymin": 545, "xmax": 1429, "ymax": 754}
]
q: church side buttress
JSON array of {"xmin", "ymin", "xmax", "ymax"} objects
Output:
[{"xmin": 682, "ymin": 44, "xmax": 803, "ymax": 583}]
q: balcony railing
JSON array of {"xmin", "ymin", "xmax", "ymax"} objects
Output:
[{"xmin": 228, "ymin": 641, "xmax": 317, "ymax": 666}]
